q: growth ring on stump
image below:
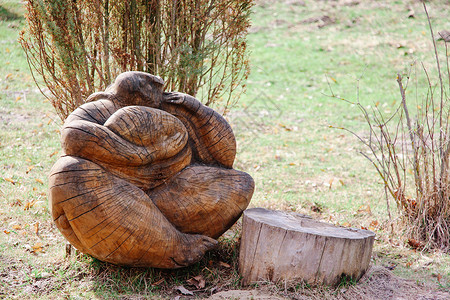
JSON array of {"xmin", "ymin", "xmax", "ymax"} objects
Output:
[{"xmin": 239, "ymin": 208, "xmax": 375, "ymax": 286}]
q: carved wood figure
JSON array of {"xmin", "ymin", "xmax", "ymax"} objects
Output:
[{"xmin": 49, "ymin": 71, "xmax": 255, "ymax": 268}]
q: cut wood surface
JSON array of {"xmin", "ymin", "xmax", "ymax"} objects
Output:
[
  {"xmin": 49, "ymin": 72, "xmax": 254, "ymax": 268},
  {"xmin": 239, "ymin": 208, "xmax": 375, "ymax": 286}
]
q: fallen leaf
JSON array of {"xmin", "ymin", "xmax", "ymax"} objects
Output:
[
  {"xmin": 32, "ymin": 242, "xmax": 44, "ymax": 253},
  {"xmin": 328, "ymin": 178, "xmax": 334, "ymax": 189},
  {"xmin": 370, "ymin": 220, "xmax": 379, "ymax": 227},
  {"xmin": 35, "ymin": 222, "xmax": 39, "ymax": 236},
  {"xmin": 437, "ymin": 273, "xmax": 442, "ymax": 283},
  {"xmin": 26, "ymin": 165, "xmax": 35, "ymax": 174},
  {"xmin": 152, "ymin": 278, "xmax": 165, "ymax": 286},
  {"xmin": 35, "ymin": 179, "xmax": 44, "ymax": 185},
  {"xmin": 219, "ymin": 261, "xmax": 231, "ymax": 268},
  {"xmin": 186, "ymin": 275, "xmax": 206, "ymax": 289},
  {"xmin": 12, "ymin": 225, "xmax": 22, "ymax": 230},
  {"xmin": 24, "ymin": 199, "xmax": 37, "ymax": 210},
  {"xmin": 4, "ymin": 178, "xmax": 16, "ymax": 185},
  {"xmin": 407, "ymin": 238, "xmax": 424, "ymax": 250},
  {"xmin": 4, "ymin": 230, "xmax": 10, "ymax": 234},
  {"xmin": 11, "ymin": 199, "xmax": 22, "ymax": 207},
  {"xmin": 342, "ymin": 222, "xmax": 351, "ymax": 227},
  {"xmin": 406, "ymin": 261, "xmax": 413, "ymax": 268},
  {"xmin": 175, "ymin": 285, "xmax": 193, "ymax": 296},
  {"xmin": 357, "ymin": 204, "xmax": 372, "ymax": 215},
  {"xmin": 49, "ymin": 150, "xmax": 59, "ymax": 157}
]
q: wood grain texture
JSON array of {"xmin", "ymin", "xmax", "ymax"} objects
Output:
[
  {"xmin": 49, "ymin": 71, "xmax": 254, "ymax": 268},
  {"xmin": 239, "ymin": 208, "xmax": 375, "ymax": 286}
]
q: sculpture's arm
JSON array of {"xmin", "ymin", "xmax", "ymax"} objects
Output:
[
  {"xmin": 161, "ymin": 92, "xmax": 236, "ymax": 168},
  {"xmin": 62, "ymin": 105, "xmax": 189, "ymax": 167},
  {"xmin": 62, "ymin": 119, "xmax": 156, "ymax": 167},
  {"xmin": 65, "ymin": 99, "xmax": 120, "ymax": 125}
]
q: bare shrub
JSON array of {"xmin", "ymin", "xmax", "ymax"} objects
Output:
[
  {"xmin": 332, "ymin": 4, "xmax": 450, "ymax": 251},
  {"xmin": 19, "ymin": 0, "xmax": 253, "ymax": 120}
]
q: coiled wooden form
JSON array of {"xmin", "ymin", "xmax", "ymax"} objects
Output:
[{"xmin": 49, "ymin": 72, "xmax": 254, "ymax": 268}]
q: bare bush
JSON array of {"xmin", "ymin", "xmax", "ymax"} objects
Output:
[
  {"xmin": 19, "ymin": 0, "xmax": 253, "ymax": 120},
  {"xmin": 332, "ymin": 3, "xmax": 450, "ymax": 251}
]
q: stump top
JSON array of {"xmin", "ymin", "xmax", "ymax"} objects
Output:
[{"xmin": 244, "ymin": 208, "xmax": 375, "ymax": 240}]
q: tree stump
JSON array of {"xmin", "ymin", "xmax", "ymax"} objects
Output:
[{"xmin": 239, "ymin": 208, "xmax": 375, "ymax": 286}]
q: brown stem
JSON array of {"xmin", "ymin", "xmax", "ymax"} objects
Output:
[{"xmin": 397, "ymin": 73, "xmax": 423, "ymax": 195}]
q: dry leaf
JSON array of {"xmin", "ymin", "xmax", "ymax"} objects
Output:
[
  {"xmin": 342, "ymin": 222, "xmax": 351, "ymax": 227},
  {"xmin": 12, "ymin": 225, "xmax": 22, "ymax": 230},
  {"xmin": 32, "ymin": 242, "xmax": 44, "ymax": 253},
  {"xmin": 11, "ymin": 199, "xmax": 22, "ymax": 207},
  {"xmin": 24, "ymin": 199, "xmax": 37, "ymax": 210},
  {"xmin": 186, "ymin": 275, "xmax": 206, "ymax": 289},
  {"xmin": 407, "ymin": 238, "xmax": 424, "ymax": 250},
  {"xmin": 357, "ymin": 204, "xmax": 372, "ymax": 215},
  {"xmin": 26, "ymin": 165, "xmax": 35, "ymax": 174},
  {"xmin": 35, "ymin": 222, "xmax": 40, "ymax": 236},
  {"xmin": 328, "ymin": 178, "xmax": 334, "ymax": 189},
  {"xmin": 437, "ymin": 273, "xmax": 442, "ymax": 283},
  {"xmin": 4, "ymin": 230, "xmax": 10, "ymax": 234},
  {"xmin": 219, "ymin": 261, "xmax": 231, "ymax": 268},
  {"xmin": 35, "ymin": 179, "xmax": 44, "ymax": 185},
  {"xmin": 4, "ymin": 178, "xmax": 15, "ymax": 185},
  {"xmin": 151, "ymin": 278, "xmax": 165, "ymax": 286},
  {"xmin": 370, "ymin": 220, "xmax": 379, "ymax": 227},
  {"xmin": 49, "ymin": 150, "xmax": 59, "ymax": 157},
  {"xmin": 175, "ymin": 285, "xmax": 193, "ymax": 296}
]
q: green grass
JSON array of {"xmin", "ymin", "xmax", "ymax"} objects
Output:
[{"xmin": 1, "ymin": 0, "xmax": 450, "ymax": 298}]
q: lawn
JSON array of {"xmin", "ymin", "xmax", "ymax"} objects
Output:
[{"xmin": 1, "ymin": 0, "xmax": 450, "ymax": 299}]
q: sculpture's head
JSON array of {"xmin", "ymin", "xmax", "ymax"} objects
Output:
[{"xmin": 105, "ymin": 71, "xmax": 165, "ymax": 108}]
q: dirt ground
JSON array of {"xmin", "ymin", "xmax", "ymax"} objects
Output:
[{"xmin": 207, "ymin": 266, "xmax": 450, "ymax": 300}]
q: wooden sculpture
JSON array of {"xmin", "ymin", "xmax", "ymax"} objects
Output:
[{"xmin": 49, "ymin": 71, "xmax": 255, "ymax": 268}]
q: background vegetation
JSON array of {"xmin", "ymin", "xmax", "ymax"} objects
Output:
[
  {"xmin": 1, "ymin": 0, "xmax": 450, "ymax": 299},
  {"xmin": 20, "ymin": 0, "xmax": 252, "ymax": 119}
]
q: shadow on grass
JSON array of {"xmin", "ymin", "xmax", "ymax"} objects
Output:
[{"xmin": 0, "ymin": 5, "xmax": 22, "ymax": 21}]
